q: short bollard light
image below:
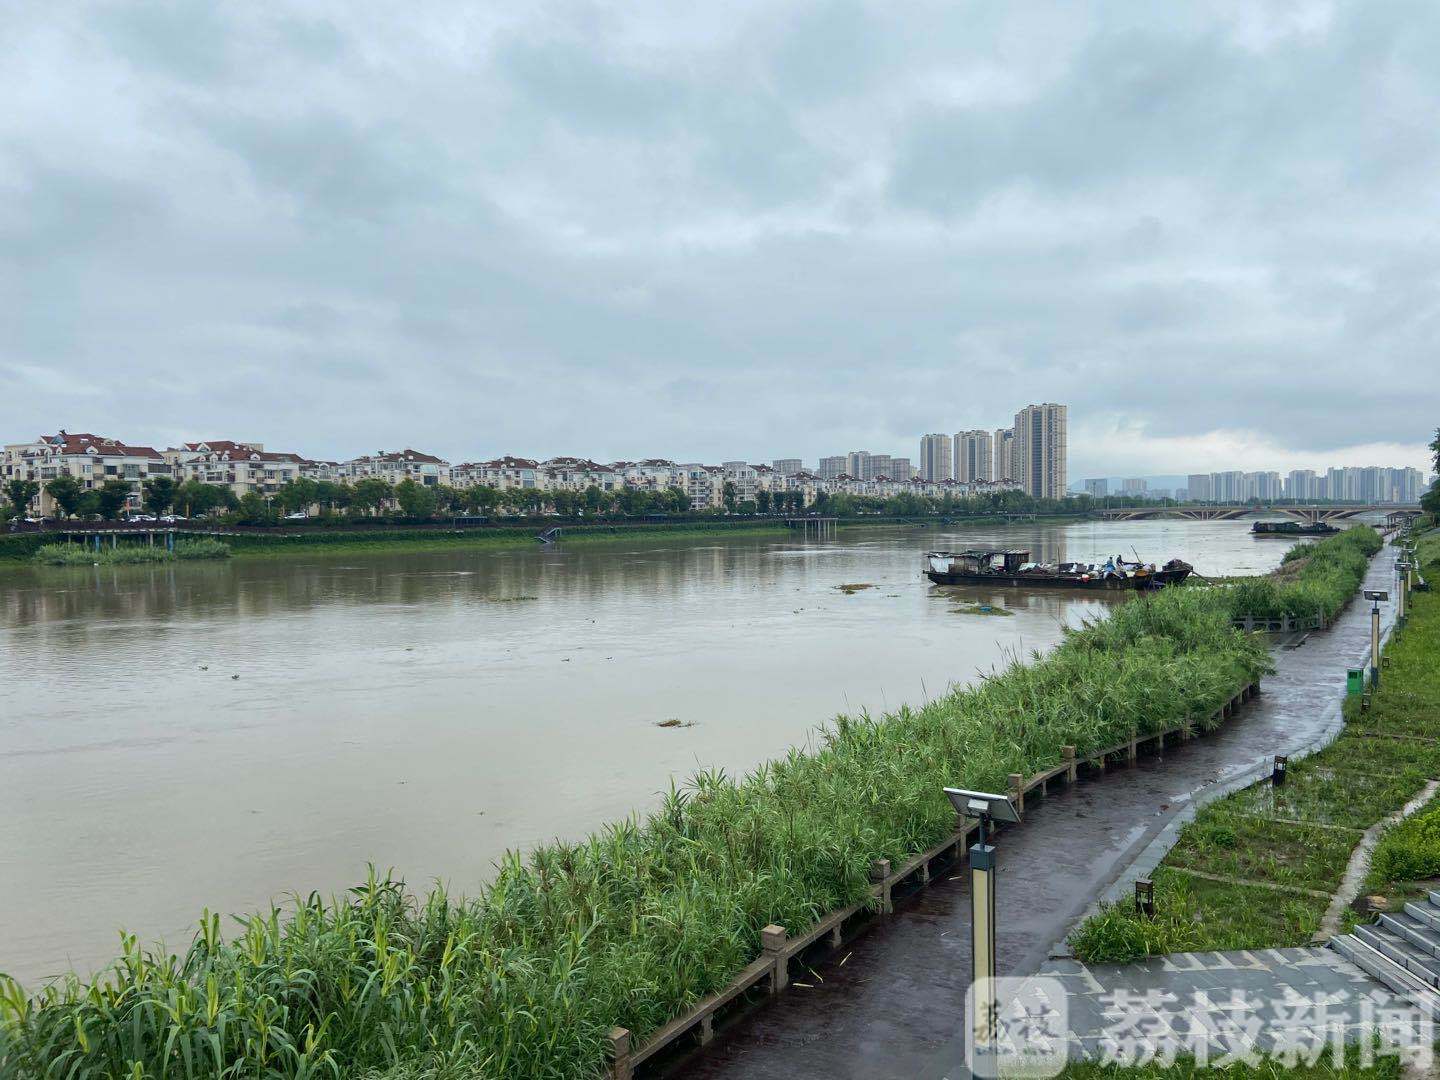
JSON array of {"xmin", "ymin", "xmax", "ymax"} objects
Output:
[
  {"xmin": 945, "ymin": 786, "xmax": 1020, "ymax": 1080},
  {"xmin": 1364, "ymin": 590, "xmax": 1388, "ymax": 689},
  {"xmin": 1273, "ymin": 755, "xmax": 1288, "ymax": 786},
  {"xmin": 1135, "ymin": 879, "xmax": 1156, "ymax": 919}
]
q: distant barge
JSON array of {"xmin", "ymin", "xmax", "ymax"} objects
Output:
[
  {"xmin": 924, "ymin": 549, "xmax": 1194, "ymax": 591},
  {"xmin": 1252, "ymin": 521, "xmax": 1338, "ymax": 537}
]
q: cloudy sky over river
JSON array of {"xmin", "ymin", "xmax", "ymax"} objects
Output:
[{"xmin": 3, "ymin": 2, "xmax": 1436, "ymax": 474}]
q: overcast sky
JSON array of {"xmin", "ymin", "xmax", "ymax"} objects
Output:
[{"xmin": 3, "ymin": 1, "xmax": 1437, "ymax": 477}]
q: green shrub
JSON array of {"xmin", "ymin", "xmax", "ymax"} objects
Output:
[{"xmin": 1371, "ymin": 806, "xmax": 1440, "ymax": 884}]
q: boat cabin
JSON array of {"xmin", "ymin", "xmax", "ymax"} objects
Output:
[{"xmin": 926, "ymin": 549, "xmax": 1031, "ymax": 575}]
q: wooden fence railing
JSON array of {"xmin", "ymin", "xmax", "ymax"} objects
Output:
[{"xmin": 607, "ymin": 681, "xmax": 1261, "ymax": 1079}]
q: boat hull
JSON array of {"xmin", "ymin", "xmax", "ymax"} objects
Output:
[
  {"xmin": 926, "ymin": 570, "xmax": 1142, "ymax": 590},
  {"xmin": 926, "ymin": 563, "xmax": 1192, "ymax": 590}
]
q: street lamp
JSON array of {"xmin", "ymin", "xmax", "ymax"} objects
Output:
[
  {"xmin": 1364, "ymin": 590, "xmax": 1388, "ymax": 688},
  {"xmin": 945, "ymin": 786, "xmax": 1021, "ymax": 1080}
]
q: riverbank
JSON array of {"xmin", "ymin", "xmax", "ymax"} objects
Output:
[
  {"xmin": 0, "ymin": 527, "xmax": 1282, "ymax": 1076},
  {"xmin": 0, "ymin": 512, "xmax": 1093, "ymax": 565},
  {"xmin": 1070, "ymin": 530, "xmax": 1435, "ymax": 963}
]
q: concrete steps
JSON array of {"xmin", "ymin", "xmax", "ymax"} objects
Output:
[{"xmin": 1330, "ymin": 892, "xmax": 1440, "ymax": 1019}]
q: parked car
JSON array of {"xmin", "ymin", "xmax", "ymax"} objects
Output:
[{"xmin": 284, "ymin": 511, "xmax": 309, "ymax": 520}]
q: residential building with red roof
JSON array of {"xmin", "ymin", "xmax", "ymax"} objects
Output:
[
  {"xmin": 2, "ymin": 432, "xmax": 169, "ymax": 516},
  {"xmin": 342, "ymin": 449, "xmax": 451, "ymax": 487}
]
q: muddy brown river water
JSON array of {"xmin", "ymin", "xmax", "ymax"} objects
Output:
[{"xmin": 0, "ymin": 519, "xmax": 1300, "ymax": 985}]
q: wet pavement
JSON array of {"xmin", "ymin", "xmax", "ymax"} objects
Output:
[{"xmin": 670, "ymin": 550, "xmax": 1400, "ymax": 1080}]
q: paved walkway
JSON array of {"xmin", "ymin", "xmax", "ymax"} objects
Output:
[{"xmin": 671, "ymin": 550, "xmax": 1402, "ymax": 1079}]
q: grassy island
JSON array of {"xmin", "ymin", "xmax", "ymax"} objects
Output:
[{"xmin": 30, "ymin": 538, "xmax": 232, "ymax": 566}]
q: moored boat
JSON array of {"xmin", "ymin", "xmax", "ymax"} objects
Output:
[
  {"xmin": 924, "ymin": 549, "xmax": 1193, "ymax": 590},
  {"xmin": 1252, "ymin": 521, "xmax": 1338, "ymax": 537}
]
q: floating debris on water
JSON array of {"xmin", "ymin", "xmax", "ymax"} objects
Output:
[
  {"xmin": 655, "ymin": 718, "xmax": 695, "ymax": 729},
  {"xmin": 835, "ymin": 583, "xmax": 876, "ymax": 594},
  {"xmin": 951, "ymin": 602, "xmax": 1014, "ymax": 617}
]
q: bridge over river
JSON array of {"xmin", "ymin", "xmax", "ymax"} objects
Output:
[{"xmin": 1098, "ymin": 503, "xmax": 1420, "ymax": 525}]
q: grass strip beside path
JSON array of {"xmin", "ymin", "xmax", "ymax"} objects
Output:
[{"xmin": 1071, "ymin": 531, "xmax": 1440, "ymax": 964}]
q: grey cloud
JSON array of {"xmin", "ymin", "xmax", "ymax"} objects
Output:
[{"xmin": 0, "ymin": 1, "xmax": 1437, "ymax": 473}]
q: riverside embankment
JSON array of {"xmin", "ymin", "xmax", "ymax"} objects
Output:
[
  {"xmin": 0, "ymin": 523, "xmax": 1371, "ymax": 1077},
  {"xmin": 0, "ymin": 513, "xmax": 1085, "ymax": 563},
  {"xmin": 675, "ymin": 533, "xmax": 1395, "ymax": 1080}
]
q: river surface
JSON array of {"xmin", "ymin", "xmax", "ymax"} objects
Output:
[{"xmin": 1, "ymin": 520, "xmax": 1293, "ymax": 985}]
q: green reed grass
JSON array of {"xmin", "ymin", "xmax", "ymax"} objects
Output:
[
  {"xmin": 1, "ymin": 541, "xmax": 1312, "ymax": 1079},
  {"xmin": 1210, "ymin": 526, "xmax": 1380, "ymax": 621},
  {"xmin": 32, "ymin": 538, "xmax": 231, "ymax": 566}
]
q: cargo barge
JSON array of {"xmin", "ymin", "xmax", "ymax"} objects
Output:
[
  {"xmin": 924, "ymin": 549, "xmax": 1194, "ymax": 590},
  {"xmin": 1251, "ymin": 521, "xmax": 1339, "ymax": 537}
]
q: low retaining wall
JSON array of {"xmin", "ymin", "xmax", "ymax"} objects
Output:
[
  {"xmin": 608, "ymin": 681, "xmax": 1261, "ymax": 1079},
  {"xmin": 1232, "ymin": 612, "xmax": 1327, "ymax": 634}
]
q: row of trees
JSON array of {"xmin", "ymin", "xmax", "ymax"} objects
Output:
[
  {"xmin": 5, "ymin": 477, "xmax": 1089, "ymax": 526},
  {"xmin": 7, "ymin": 474, "xmax": 1112, "ymax": 526},
  {"xmin": 1425, "ymin": 428, "xmax": 1440, "ymax": 520}
]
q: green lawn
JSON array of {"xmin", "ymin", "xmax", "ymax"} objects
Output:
[{"xmin": 1071, "ymin": 531, "xmax": 1440, "ymax": 962}]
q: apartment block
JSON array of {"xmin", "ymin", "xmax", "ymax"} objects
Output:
[
  {"xmin": 1012, "ymin": 404, "xmax": 1067, "ymax": 499},
  {"xmin": 954, "ymin": 430, "xmax": 993, "ymax": 483},
  {"xmin": 992, "ymin": 428, "xmax": 1015, "ymax": 482},
  {"xmin": 344, "ymin": 450, "xmax": 452, "ymax": 486},
  {"xmin": 919, "ymin": 434, "xmax": 953, "ymax": 483},
  {"xmin": 3, "ymin": 432, "xmax": 168, "ymax": 516}
]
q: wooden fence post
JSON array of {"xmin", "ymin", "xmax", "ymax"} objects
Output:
[
  {"xmin": 609, "ymin": 1028, "xmax": 632, "ymax": 1080},
  {"xmin": 1008, "ymin": 773, "xmax": 1025, "ymax": 815},
  {"xmin": 762, "ymin": 925, "xmax": 788, "ymax": 992},
  {"xmin": 869, "ymin": 858, "xmax": 893, "ymax": 914},
  {"xmin": 1062, "ymin": 745, "xmax": 1077, "ymax": 783}
]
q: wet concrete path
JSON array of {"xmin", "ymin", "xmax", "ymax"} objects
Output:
[{"xmin": 672, "ymin": 551, "xmax": 1400, "ymax": 1080}]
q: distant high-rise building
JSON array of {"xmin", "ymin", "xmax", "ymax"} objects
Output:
[
  {"xmin": 866, "ymin": 453, "xmax": 893, "ymax": 481},
  {"xmin": 1212, "ymin": 470, "xmax": 1245, "ymax": 502},
  {"xmin": 1326, "ymin": 467, "xmax": 1353, "ymax": 501},
  {"xmin": 992, "ymin": 428, "xmax": 1015, "ymax": 482},
  {"xmin": 919, "ymin": 434, "xmax": 953, "ymax": 482},
  {"xmin": 1083, "ymin": 478, "xmax": 1108, "ymax": 498},
  {"xmin": 772, "ymin": 458, "xmax": 802, "ymax": 476},
  {"xmin": 890, "ymin": 458, "xmax": 914, "ymax": 482},
  {"xmin": 954, "ymin": 430, "xmax": 993, "ymax": 483},
  {"xmin": 1012, "ymin": 404, "xmax": 1067, "ymax": 499},
  {"xmin": 819, "ymin": 456, "xmax": 847, "ymax": 481},
  {"xmin": 846, "ymin": 451, "xmax": 870, "ymax": 480},
  {"xmin": 1286, "ymin": 469, "xmax": 1317, "ymax": 501},
  {"xmin": 1187, "ymin": 473, "xmax": 1213, "ymax": 503},
  {"xmin": 1241, "ymin": 471, "xmax": 1281, "ymax": 501},
  {"xmin": 1122, "ymin": 478, "xmax": 1147, "ymax": 494}
]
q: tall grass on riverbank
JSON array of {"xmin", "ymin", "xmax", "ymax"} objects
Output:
[
  {"xmin": 1210, "ymin": 525, "xmax": 1381, "ymax": 621},
  {"xmin": 30, "ymin": 538, "xmax": 231, "ymax": 566},
  {"xmin": 0, "ymin": 580, "xmax": 1273, "ymax": 1078}
]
